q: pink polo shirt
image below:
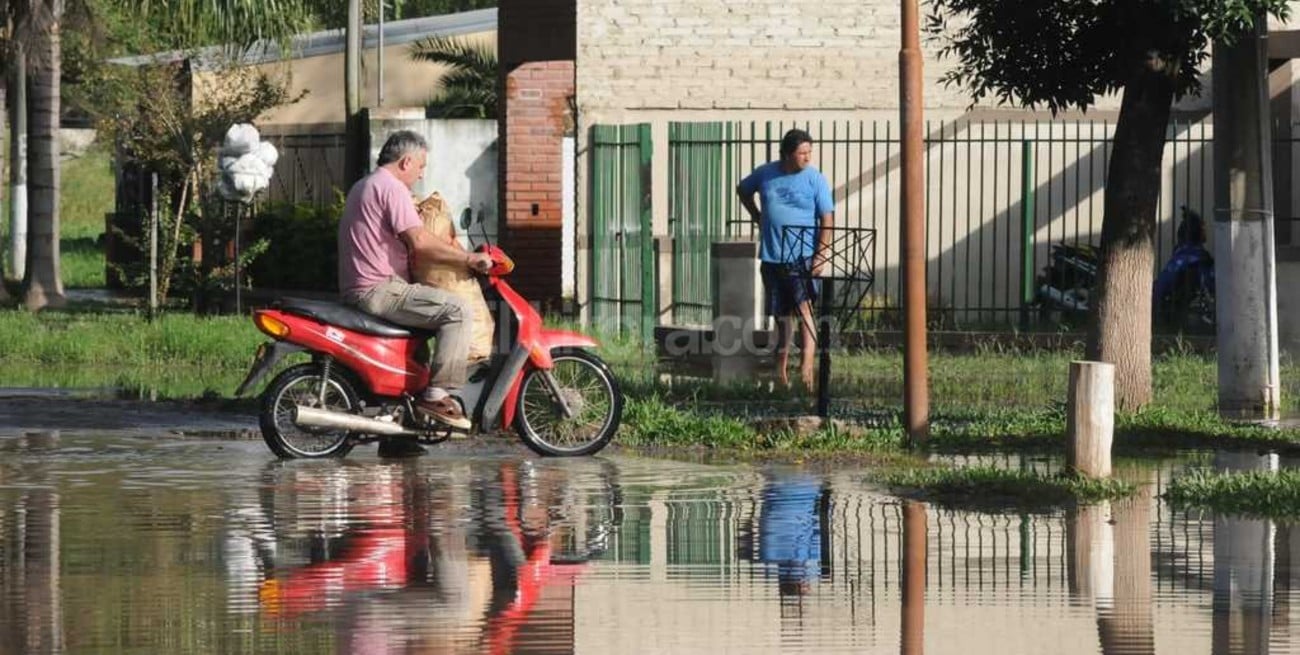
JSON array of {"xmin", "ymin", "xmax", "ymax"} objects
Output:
[{"xmin": 338, "ymin": 167, "xmax": 422, "ymax": 297}]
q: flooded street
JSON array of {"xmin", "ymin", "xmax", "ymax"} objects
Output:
[{"xmin": 0, "ymin": 418, "xmax": 1298, "ymax": 653}]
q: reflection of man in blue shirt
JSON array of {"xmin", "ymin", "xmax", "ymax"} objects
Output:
[
  {"xmin": 758, "ymin": 473, "xmax": 825, "ymax": 596},
  {"xmin": 737, "ymin": 129, "xmax": 835, "ymax": 389}
]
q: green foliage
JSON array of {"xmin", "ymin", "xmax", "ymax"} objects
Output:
[
  {"xmin": 308, "ymin": 0, "xmax": 496, "ymax": 28},
  {"xmin": 125, "ymin": 0, "xmax": 316, "ymax": 51},
  {"xmin": 1164, "ymin": 468, "xmax": 1300, "ymax": 519},
  {"xmin": 926, "ymin": 0, "xmax": 1291, "ymax": 112},
  {"xmin": 879, "ymin": 466, "xmax": 1134, "ymax": 510},
  {"xmin": 246, "ymin": 199, "xmax": 344, "ymax": 292},
  {"xmin": 409, "ymin": 35, "xmax": 498, "ymax": 118}
]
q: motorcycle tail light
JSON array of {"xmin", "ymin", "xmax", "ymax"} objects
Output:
[{"xmin": 255, "ymin": 313, "xmax": 291, "ymax": 338}]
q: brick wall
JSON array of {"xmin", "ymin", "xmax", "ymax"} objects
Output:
[
  {"xmin": 576, "ymin": 0, "xmax": 974, "ymax": 112},
  {"xmin": 500, "ymin": 61, "xmax": 574, "ymax": 307}
]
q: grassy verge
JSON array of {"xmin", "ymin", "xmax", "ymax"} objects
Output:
[
  {"xmin": 1, "ymin": 308, "xmax": 1299, "ymax": 459},
  {"xmin": 877, "ymin": 466, "xmax": 1135, "ymax": 511},
  {"xmin": 1163, "ymin": 469, "xmax": 1300, "ymax": 519}
]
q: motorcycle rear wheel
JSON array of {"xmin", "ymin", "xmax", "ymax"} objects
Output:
[
  {"xmin": 260, "ymin": 363, "xmax": 360, "ymax": 459},
  {"xmin": 514, "ymin": 349, "xmax": 623, "ymax": 457}
]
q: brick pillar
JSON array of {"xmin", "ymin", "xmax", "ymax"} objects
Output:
[{"xmin": 500, "ymin": 60, "xmax": 574, "ymax": 310}]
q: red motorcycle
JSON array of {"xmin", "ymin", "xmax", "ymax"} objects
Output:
[{"xmin": 234, "ymin": 244, "xmax": 623, "ymax": 458}]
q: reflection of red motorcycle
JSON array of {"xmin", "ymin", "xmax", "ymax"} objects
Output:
[
  {"xmin": 255, "ymin": 463, "xmax": 601, "ymax": 654},
  {"xmin": 235, "ymin": 243, "xmax": 623, "ymax": 459}
]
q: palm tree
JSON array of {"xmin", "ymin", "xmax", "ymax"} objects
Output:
[
  {"xmin": 18, "ymin": 0, "xmax": 64, "ymax": 310},
  {"xmin": 409, "ymin": 35, "xmax": 497, "ymax": 118}
]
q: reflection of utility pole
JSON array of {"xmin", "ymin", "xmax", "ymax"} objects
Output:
[
  {"xmin": 1213, "ymin": 12, "xmax": 1281, "ymax": 420},
  {"xmin": 900, "ymin": 0, "xmax": 929, "ymax": 445},
  {"xmin": 901, "ymin": 501, "xmax": 926, "ymax": 655},
  {"xmin": 1212, "ymin": 452, "xmax": 1276, "ymax": 655}
]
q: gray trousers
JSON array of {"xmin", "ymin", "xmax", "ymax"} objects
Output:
[{"xmin": 345, "ymin": 277, "xmax": 470, "ymax": 391}]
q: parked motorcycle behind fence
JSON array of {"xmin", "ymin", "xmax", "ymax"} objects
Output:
[{"xmin": 1035, "ymin": 206, "xmax": 1215, "ymax": 333}]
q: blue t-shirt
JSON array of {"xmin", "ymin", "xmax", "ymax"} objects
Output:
[{"xmin": 738, "ymin": 162, "xmax": 834, "ymax": 263}]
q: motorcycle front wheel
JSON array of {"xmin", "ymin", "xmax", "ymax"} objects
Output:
[
  {"xmin": 514, "ymin": 349, "xmax": 623, "ymax": 457},
  {"xmin": 259, "ymin": 363, "xmax": 360, "ymax": 459}
]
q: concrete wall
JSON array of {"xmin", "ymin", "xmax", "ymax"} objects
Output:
[
  {"xmin": 368, "ymin": 111, "xmax": 499, "ymax": 246},
  {"xmin": 193, "ymin": 30, "xmax": 497, "ymax": 126}
]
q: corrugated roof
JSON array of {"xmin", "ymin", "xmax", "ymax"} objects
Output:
[{"xmin": 108, "ymin": 7, "xmax": 497, "ymax": 69}]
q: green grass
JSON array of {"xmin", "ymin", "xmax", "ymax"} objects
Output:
[
  {"xmin": 0, "ymin": 143, "xmax": 115, "ymax": 288},
  {"xmin": 878, "ymin": 465, "xmax": 1135, "ymax": 510},
  {"xmin": 0, "ymin": 310, "xmax": 258, "ymax": 367},
  {"xmin": 1163, "ymin": 469, "xmax": 1300, "ymax": 519}
]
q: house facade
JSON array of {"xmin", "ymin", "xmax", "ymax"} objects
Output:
[{"xmin": 502, "ymin": 0, "xmax": 1300, "ymax": 350}]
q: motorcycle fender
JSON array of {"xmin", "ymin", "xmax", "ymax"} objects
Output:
[
  {"xmin": 527, "ymin": 330, "xmax": 600, "ymax": 369},
  {"xmin": 235, "ymin": 341, "xmax": 306, "ymax": 396}
]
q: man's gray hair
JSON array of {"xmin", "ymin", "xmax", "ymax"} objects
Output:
[{"xmin": 376, "ymin": 130, "xmax": 428, "ymax": 166}]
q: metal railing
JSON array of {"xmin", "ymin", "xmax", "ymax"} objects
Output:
[{"xmin": 654, "ymin": 118, "xmax": 1300, "ymax": 331}]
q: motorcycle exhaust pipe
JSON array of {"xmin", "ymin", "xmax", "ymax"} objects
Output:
[{"xmin": 292, "ymin": 405, "xmax": 415, "ymax": 436}]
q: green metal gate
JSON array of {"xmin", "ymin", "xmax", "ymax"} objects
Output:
[
  {"xmin": 589, "ymin": 124, "xmax": 653, "ymax": 342},
  {"xmin": 668, "ymin": 122, "xmax": 731, "ymax": 326}
]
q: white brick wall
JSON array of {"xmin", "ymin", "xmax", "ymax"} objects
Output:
[
  {"xmin": 577, "ymin": 0, "xmax": 1300, "ymax": 116},
  {"xmin": 577, "ymin": 0, "xmax": 972, "ymax": 113}
]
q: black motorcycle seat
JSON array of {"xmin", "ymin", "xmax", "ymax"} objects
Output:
[{"xmin": 276, "ymin": 297, "xmax": 427, "ymax": 338}]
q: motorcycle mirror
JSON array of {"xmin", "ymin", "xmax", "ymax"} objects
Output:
[{"xmin": 459, "ymin": 207, "xmax": 474, "ymax": 230}]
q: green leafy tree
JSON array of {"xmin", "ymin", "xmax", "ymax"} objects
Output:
[
  {"xmin": 409, "ymin": 35, "xmax": 496, "ymax": 118},
  {"xmin": 927, "ymin": 0, "xmax": 1290, "ymax": 409}
]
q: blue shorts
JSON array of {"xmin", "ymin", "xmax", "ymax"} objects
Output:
[{"xmin": 760, "ymin": 261, "xmax": 820, "ymax": 317}]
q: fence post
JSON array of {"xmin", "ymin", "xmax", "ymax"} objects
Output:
[
  {"xmin": 638, "ymin": 123, "xmax": 655, "ymax": 346},
  {"xmin": 817, "ymin": 277, "xmax": 834, "ymax": 418},
  {"xmin": 1020, "ymin": 140, "xmax": 1036, "ymax": 331}
]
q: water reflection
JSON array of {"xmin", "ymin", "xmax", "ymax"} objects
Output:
[
  {"xmin": 6, "ymin": 437, "xmax": 1300, "ymax": 653},
  {"xmin": 0, "ymin": 431, "xmax": 63, "ymax": 654},
  {"xmin": 1212, "ymin": 452, "xmax": 1278, "ymax": 655}
]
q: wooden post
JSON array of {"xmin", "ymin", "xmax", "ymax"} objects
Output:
[{"xmin": 1067, "ymin": 361, "xmax": 1114, "ymax": 478}]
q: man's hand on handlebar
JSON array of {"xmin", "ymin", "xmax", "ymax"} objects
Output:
[{"xmin": 466, "ymin": 252, "xmax": 493, "ymax": 274}]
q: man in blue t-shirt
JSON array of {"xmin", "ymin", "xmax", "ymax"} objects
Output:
[{"xmin": 736, "ymin": 129, "xmax": 835, "ymax": 388}]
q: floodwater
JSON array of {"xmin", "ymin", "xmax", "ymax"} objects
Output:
[{"xmin": 0, "ymin": 418, "xmax": 1297, "ymax": 653}]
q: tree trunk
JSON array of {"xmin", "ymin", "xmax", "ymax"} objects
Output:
[
  {"xmin": 1085, "ymin": 53, "xmax": 1176, "ymax": 410},
  {"xmin": 22, "ymin": 0, "xmax": 65, "ymax": 311}
]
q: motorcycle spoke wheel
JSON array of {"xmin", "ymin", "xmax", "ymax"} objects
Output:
[
  {"xmin": 516, "ymin": 350, "xmax": 622, "ymax": 456},
  {"xmin": 260, "ymin": 365, "xmax": 358, "ymax": 459}
]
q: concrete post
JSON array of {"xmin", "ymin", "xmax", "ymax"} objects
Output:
[
  {"xmin": 1213, "ymin": 16, "xmax": 1282, "ymax": 420},
  {"xmin": 712, "ymin": 241, "xmax": 760, "ymax": 383},
  {"xmin": 1067, "ymin": 361, "xmax": 1114, "ymax": 478}
]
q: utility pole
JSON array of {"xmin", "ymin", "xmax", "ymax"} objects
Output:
[
  {"xmin": 344, "ymin": 0, "xmax": 366, "ymax": 189},
  {"xmin": 900, "ymin": 0, "xmax": 929, "ymax": 444},
  {"xmin": 9, "ymin": 43, "xmax": 26, "ymax": 282},
  {"xmin": 377, "ymin": 0, "xmax": 385, "ymax": 107},
  {"xmin": 1212, "ymin": 13, "xmax": 1281, "ymax": 420}
]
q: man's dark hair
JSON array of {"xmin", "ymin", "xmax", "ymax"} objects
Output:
[
  {"xmin": 376, "ymin": 130, "xmax": 428, "ymax": 166},
  {"xmin": 779, "ymin": 129, "xmax": 814, "ymax": 159}
]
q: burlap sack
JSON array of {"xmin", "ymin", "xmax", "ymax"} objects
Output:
[{"xmin": 413, "ymin": 192, "xmax": 495, "ymax": 361}]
